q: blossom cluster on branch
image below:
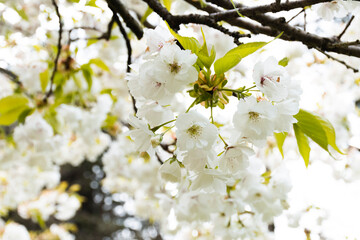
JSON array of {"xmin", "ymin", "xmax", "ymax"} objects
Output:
[{"xmin": 0, "ymin": 0, "xmax": 360, "ymax": 239}]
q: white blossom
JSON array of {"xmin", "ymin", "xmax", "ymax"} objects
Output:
[
  {"xmin": 233, "ymin": 96, "xmax": 276, "ymax": 143},
  {"xmin": 253, "ymin": 57, "xmax": 291, "ymax": 102},
  {"xmin": 219, "ymin": 144, "xmax": 254, "ymax": 175},
  {"xmin": 176, "ymin": 111, "xmax": 218, "ymax": 151}
]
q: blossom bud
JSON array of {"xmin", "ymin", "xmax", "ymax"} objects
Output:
[{"xmin": 151, "ymin": 134, "xmax": 163, "ymax": 148}]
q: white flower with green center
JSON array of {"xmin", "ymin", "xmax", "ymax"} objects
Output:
[
  {"xmin": 233, "ymin": 96, "xmax": 275, "ymax": 144},
  {"xmin": 176, "ymin": 111, "xmax": 218, "ymax": 151},
  {"xmin": 158, "ymin": 44, "xmax": 198, "ymax": 93}
]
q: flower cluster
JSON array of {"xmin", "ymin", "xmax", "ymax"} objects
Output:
[
  {"xmin": 1, "ymin": 0, "xmax": 360, "ymax": 239},
  {"xmin": 101, "ymin": 26, "xmax": 303, "ymax": 239}
]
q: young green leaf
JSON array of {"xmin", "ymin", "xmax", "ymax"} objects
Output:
[
  {"xmin": 0, "ymin": 94, "xmax": 30, "ymax": 126},
  {"xmin": 197, "ymin": 29, "xmax": 216, "ymax": 69},
  {"xmin": 274, "ymin": 132, "xmax": 288, "ymax": 158},
  {"xmin": 278, "ymin": 57, "xmax": 289, "ymax": 67},
  {"xmin": 167, "ymin": 25, "xmax": 201, "ymax": 54},
  {"xmin": 162, "ymin": 0, "xmax": 172, "ymax": 10},
  {"xmin": 39, "ymin": 68, "xmax": 49, "ymax": 93},
  {"xmin": 0, "ymin": 106, "xmax": 30, "ymax": 126},
  {"xmin": 294, "ymin": 109, "xmax": 343, "ymax": 154},
  {"xmin": 81, "ymin": 64, "xmax": 93, "ymax": 91},
  {"xmin": 89, "ymin": 58, "xmax": 110, "ymax": 72},
  {"xmin": 18, "ymin": 108, "xmax": 35, "ymax": 124},
  {"xmin": 86, "ymin": 0, "xmax": 99, "ymax": 8},
  {"xmin": 214, "ymin": 42, "xmax": 267, "ymax": 75},
  {"xmin": 230, "ymin": 0, "xmax": 244, "ymax": 17},
  {"xmin": 141, "ymin": 7, "xmax": 153, "ymax": 23},
  {"xmin": 293, "ymin": 123, "xmax": 310, "ymax": 167},
  {"xmin": 0, "ymin": 94, "xmax": 29, "ymax": 114},
  {"xmin": 14, "ymin": 7, "xmax": 29, "ymax": 21}
]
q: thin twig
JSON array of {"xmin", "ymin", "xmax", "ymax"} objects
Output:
[
  {"xmin": 286, "ymin": 8, "xmax": 304, "ymax": 23},
  {"xmin": 316, "ymin": 47, "xmax": 359, "ymax": 73},
  {"xmin": 69, "ymin": 18, "xmax": 116, "ymax": 43},
  {"xmin": 337, "ymin": 15, "xmax": 355, "ymax": 40},
  {"xmin": 303, "ymin": 7, "xmax": 307, "ymax": 31},
  {"xmin": 0, "ymin": 67, "xmax": 21, "ymax": 86},
  {"xmin": 155, "ymin": 152, "xmax": 164, "ymax": 165},
  {"xmin": 44, "ymin": 0, "xmax": 63, "ymax": 102},
  {"xmin": 112, "ymin": 13, "xmax": 138, "ymax": 113}
]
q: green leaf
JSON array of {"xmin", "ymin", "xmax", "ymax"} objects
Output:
[
  {"xmin": 71, "ymin": 73, "xmax": 82, "ymax": 88},
  {"xmin": 197, "ymin": 28, "xmax": 216, "ymax": 69},
  {"xmin": 0, "ymin": 94, "xmax": 29, "ymax": 114},
  {"xmin": 18, "ymin": 108, "xmax": 34, "ymax": 124},
  {"xmin": 14, "ymin": 7, "xmax": 29, "ymax": 21},
  {"xmin": 278, "ymin": 57, "xmax": 289, "ymax": 67},
  {"xmin": 293, "ymin": 123, "xmax": 310, "ymax": 167},
  {"xmin": 39, "ymin": 68, "xmax": 49, "ymax": 93},
  {"xmin": 230, "ymin": 0, "xmax": 244, "ymax": 17},
  {"xmin": 67, "ymin": 0, "xmax": 80, "ymax": 2},
  {"xmin": 162, "ymin": 0, "xmax": 172, "ymax": 10},
  {"xmin": 167, "ymin": 25, "xmax": 201, "ymax": 54},
  {"xmin": 213, "ymin": 32, "xmax": 283, "ymax": 75},
  {"xmin": 0, "ymin": 94, "xmax": 30, "ymax": 126},
  {"xmin": 294, "ymin": 109, "xmax": 343, "ymax": 154},
  {"xmin": 87, "ymin": 38, "xmax": 98, "ymax": 47},
  {"xmin": 86, "ymin": 0, "xmax": 99, "ymax": 8},
  {"xmin": 0, "ymin": 106, "xmax": 29, "ymax": 126},
  {"xmin": 89, "ymin": 58, "xmax": 110, "ymax": 72},
  {"xmin": 81, "ymin": 64, "xmax": 93, "ymax": 91},
  {"xmin": 214, "ymin": 42, "xmax": 267, "ymax": 75},
  {"xmin": 274, "ymin": 132, "xmax": 288, "ymax": 158},
  {"xmin": 141, "ymin": 7, "xmax": 153, "ymax": 23},
  {"xmin": 320, "ymin": 117, "xmax": 344, "ymax": 154}
]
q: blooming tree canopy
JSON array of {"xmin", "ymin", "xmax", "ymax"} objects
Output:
[{"xmin": 1, "ymin": 0, "xmax": 360, "ymax": 239}]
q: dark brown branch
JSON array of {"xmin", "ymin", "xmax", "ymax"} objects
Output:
[
  {"xmin": 333, "ymin": 40, "xmax": 360, "ymax": 47},
  {"xmin": 155, "ymin": 152, "xmax": 164, "ymax": 165},
  {"xmin": 0, "ymin": 67, "xmax": 21, "ymax": 86},
  {"xmin": 209, "ymin": 0, "xmax": 331, "ymax": 20},
  {"xmin": 303, "ymin": 7, "xmax": 307, "ymax": 31},
  {"xmin": 44, "ymin": 0, "xmax": 63, "ymax": 102},
  {"xmin": 183, "ymin": 0, "xmax": 360, "ymax": 58},
  {"xmin": 337, "ymin": 15, "xmax": 355, "ymax": 40},
  {"xmin": 112, "ymin": 14, "xmax": 138, "ymax": 113},
  {"xmin": 106, "ymin": 0, "xmax": 143, "ymax": 39},
  {"xmin": 69, "ymin": 19, "xmax": 116, "ymax": 43},
  {"xmin": 141, "ymin": 0, "xmax": 250, "ymax": 44},
  {"xmin": 316, "ymin": 48, "xmax": 359, "ymax": 73}
]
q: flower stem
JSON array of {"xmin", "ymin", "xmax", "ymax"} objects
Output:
[
  {"xmin": 219, "ymin": 134, "xmax": 228, "ymax": 148},
  {"xmin": 151, "ymin": 119, "xmax": 176, "ymax": 132}
]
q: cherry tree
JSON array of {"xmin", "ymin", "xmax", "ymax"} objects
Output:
[{"xmin": 0, "ymin": 0, "xmax": 360, "ymax": 239}]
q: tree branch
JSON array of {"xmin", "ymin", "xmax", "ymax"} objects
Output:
[
  {"xmin": 44, "ymin": 0, "xmax": 63, "ymax": 103},
  {"xmin": 181, "ymin": 0, "xmax": 360, "ymax": 58},
  {"xmin": 141, "ymin": 0, "xmax": 250, "ymax": 44},
  {"xmin": 316, "ymin": 48, "xmax": 359, "ymax": 73},
  {"xmin": 209, "ymin": 0, "xmax": 331, "ymax": 20},
  {"xmin": 337, "ymin": 15, "xmax": 355, "ymax": 40},
  {"xmin": 0, "ymin": 67, "xmax": 21, "ymax": 86},
  {"xmin": 68, "ymin": 19, "xmax": 115, "ymax": 43},
  {"xmin": 112, "ymin": 14, "xmax": 138, "ymax": 113},
  {"xmin": 106, "ymin": 0, "xmax": 144, "ymax": 39}
]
